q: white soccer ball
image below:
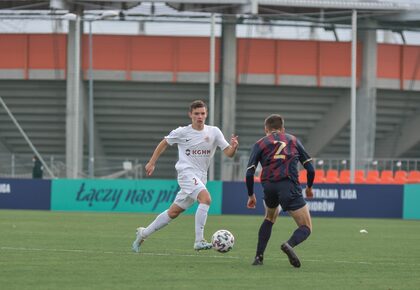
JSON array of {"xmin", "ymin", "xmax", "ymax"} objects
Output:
[{"xmin": 211, "ymin": 229, "xmax": 235, "ymax": 253}]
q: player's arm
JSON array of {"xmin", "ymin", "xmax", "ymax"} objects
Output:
[
  {"xmin": 246, "ymin": 165, "xmax": 257, "ymax": 208},
  {"xmin": 297, "ymin": 138, "xmax": 315, "ymax": 198},
  {"xmin": 145, "ymin": 139, "xmax": 169, "ymax": 176},
  {"xmin": 303, "ymin": 161, "xmax": 315, "ymax": 198},
  {"xmin": 245, "ymin": 143, "xmax": 260, "ymax": 208},
  {"xmin": 223, "ymin": 135, "xmax": 239, "ymax": 158}
]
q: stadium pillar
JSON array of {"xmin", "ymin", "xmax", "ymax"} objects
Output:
[
  {"xmin": 356, "ymin": 19, "xmax": 377, "ymax": 170},
  {"xmin": 65, "ymin": 10, "xmax": 84, "ymax": 178},
  {"xmin": 220, "ymin": 15, "xmax": 237, "ymax": 181}
]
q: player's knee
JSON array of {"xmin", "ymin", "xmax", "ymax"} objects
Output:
[
  {"xmin": 197, "ymin": 192, "xmax": 211, "ymax": 205},
  {"xmin": 200, "ymin": 198, "xmax": 211, "ymax": 206},
  {"xmin": 264, "ymin": 216, "xmax": 277, "ymax": 224},
  {"xmin": 167, "ymin": 208, "xmax": 183, "ymax": 219},
  {"xmin": 167, "ymin": 211, "xmax": 179, "ymax": 219}
]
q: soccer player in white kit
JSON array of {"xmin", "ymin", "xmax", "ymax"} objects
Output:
[{"xmin": 132, "ymin": 100, "xmax": 239, "ymax": 252}]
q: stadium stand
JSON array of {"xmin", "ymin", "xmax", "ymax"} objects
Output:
[{"xmin": 1, "ymin": 35, "xmax": 420, "ymax": 180}]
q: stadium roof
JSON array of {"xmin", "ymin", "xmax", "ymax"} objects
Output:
[
  {"xmin": 1, "ymin": 0, "xmax": 420, "ymax": 31},
  {"xmin": 3, "ymin": 0, "xmax": 420, "ymax": 11}
]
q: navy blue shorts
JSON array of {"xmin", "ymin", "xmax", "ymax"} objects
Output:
[{"xmin": 262, "ymin": 179, "xmax": 306, "ymax": 211}]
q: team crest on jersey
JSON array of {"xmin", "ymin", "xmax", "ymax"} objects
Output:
[{"xmin": 204, "ymin": 136, "xmax": 210, "ymax": 142}]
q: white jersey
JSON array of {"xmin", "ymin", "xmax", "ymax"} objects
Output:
[{"xmin": 165, "ymin": 124, "xmax": 230, "ymax": 175}]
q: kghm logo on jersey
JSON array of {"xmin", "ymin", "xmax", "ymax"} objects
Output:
[{"xmin": 185, "ymin": 148, "xmax": 211, "ymax": 157}]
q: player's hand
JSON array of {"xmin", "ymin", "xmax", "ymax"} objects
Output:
[
  {"xmin": 230, "ymin": 135, "xmax": 239, "ymax": 149},
  {"xmin": 145, "ymin": 162, "xmax": 155, "ymax": 176},
  {"xmin": 247, "ymin": 194, "xmax": 256, "ymax": 209},
  {"xmin": 305, "ymin": 187, "xmax": 314, "ymax": 199}
]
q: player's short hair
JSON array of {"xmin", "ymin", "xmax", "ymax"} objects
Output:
[
  {"xmin": 265, "ymin": 114, "xmax": 284, "ymax": 130},
  {"xmin": 190, "ymin": 100, "xmax": 207, "ymax": 112}
]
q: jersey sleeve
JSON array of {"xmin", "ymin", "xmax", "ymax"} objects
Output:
[
  {"xmin": 296, "ymin": 138, "xmax": 312, "ymax": 165},
  {"xmin": 164, "ymin": 127, "xmax": 183, "ymax": 146},
  {"xmin": 214, "ymin": 127, "xmax": 230, "ymax": 150},
  {"xmin": 246, "ymin": 143, "xmax": 261, "ymax": 173},
  {"xmin": 245, "ymin": 143, "xmax": 261, "ymax": 196}
]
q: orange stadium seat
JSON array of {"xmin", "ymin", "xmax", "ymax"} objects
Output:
[
  {"xmin": 380, "ymin": 170, "xmax": 395, "ymax": 184},
  {"xmin": 407, "ymin": 171, "xmax": 420, "ymax": 183},
  {"xmin": 355, "ymin": 170, "xmax": 366, "ymax": 183},
  {"xmin": 365, "ymin": 170, "xmax": 381, "ymax": 184},
  {"xmin": 394, "ymin": 170, "xmax": 408, "ymax": 184},
  {"xmin": 339, "ymin": 170, "xmax": 350, "ymax": 183},
  {"xmin": 337, "ymin": 170, "xmax": 365, "ymax": 183},
  {"xmin": 314, "ymin": 169, "xmax": 326, "ymax": 183},
  {"xmin": 299, "ymin": 169, "xmax": 307, "ymax": 184},
  {"xmin": 325, "ymin": 170, "xmax": 339, "ymax": 183}
]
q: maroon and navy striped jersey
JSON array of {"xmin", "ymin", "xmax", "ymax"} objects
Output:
[{"xmin": 246, "ymin": 132, "xmax": 312, "ymax": 183}]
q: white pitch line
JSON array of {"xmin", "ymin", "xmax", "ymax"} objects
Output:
[
  {"xmin": 0, "ymin": 246, "xmax": 240, "ymax": 260},
  {"xmin": 1, "ymin": 246, "xmax": 420, "ymax": 267}
]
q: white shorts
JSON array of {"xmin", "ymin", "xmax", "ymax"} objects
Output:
[{"xmin": 174, "ymin": 171, "xmax": 207, "ymax": 210}]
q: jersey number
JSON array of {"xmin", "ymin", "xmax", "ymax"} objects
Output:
[{"xmin": 273, "ymin": 141, "xmax": 286, "ymax": 159}]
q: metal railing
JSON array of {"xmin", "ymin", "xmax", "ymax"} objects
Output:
[
  {"xmin": 0, "ymin": 153, "xmax": 144, "ymax": 179},
  {"xmin": 227, "ymin": 155, "xmax": 420, "ymax": 181},
  {"xmin": 310, "ymin": 157, "xmax": 419, "ymax": 172},
  {"xmin": 1, "ymin": 152, "xmax": 419, "ymax": 180}
]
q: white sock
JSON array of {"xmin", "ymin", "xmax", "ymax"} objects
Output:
[
  {"xmin": 195, "ymin": 203, "xmax": 210, "ymax": 242},
  {"xmin": 142, "ymin": 210, "xmax": 172, "ymax": 238}
]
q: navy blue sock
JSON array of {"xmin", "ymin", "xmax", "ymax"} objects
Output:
[
  {"xmin": 256, "ymin": 219, "xmax": 274, "ymax": 257},
  {"xmin": 287, "ymin": 225, "xmax": 311, "ymax": 248}
]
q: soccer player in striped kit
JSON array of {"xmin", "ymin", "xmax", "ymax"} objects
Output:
[{"xmin": 245, "ymin": 114, "xmax": 315, "ymax": 267}]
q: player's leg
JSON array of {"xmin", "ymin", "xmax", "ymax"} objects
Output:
[
  {"xmin": 194, "ymin": 189, "xmax": 212, "ymax": 251},
  {"xmin": 280, "ymin": 204, "xmax": 312, "ymax": 267},
  {"xmin": 144, "ymin": 202, "xmax": 185, "ymax": 237},
  {"xmin": 132, "ymin": 203, "xmax": 185, "ymax": 253},
  {"xmin": 252, "ymin": 203, "xmax": 280, "ymax": 265},
  {"xmin": 287, "ymin": 204, "xmax": 312, "ymax": 247},
  {"xmin": 277, "ymin": 180, "xmax": 310, "ymax": 267}
]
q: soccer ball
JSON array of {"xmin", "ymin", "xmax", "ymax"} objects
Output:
[{"xmin": 211, "ymin": 229, "xmax": 235, "ymax": 253}]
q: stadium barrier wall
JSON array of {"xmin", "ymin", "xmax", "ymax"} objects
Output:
[
  {"xmin": 0, "ymin": 178, "xmax": 51, "ymax": 210},
  {"xmin": 50, "ymin": 179, "xmax": 223, "ymax": 214},
  {"xmin": 403, "ymin": 184, "xmax": 420, "ymax": 220},
  {"xmin": 222, "ymin": 182, "xmax": 404, "ymax": 218},
  {"xmin": 1, "ymin": 34, "xmax": 420, "ymax": 90},
  {"xmin": 2, "ymin": 178, "xmax": 419, "ymax": 220}
]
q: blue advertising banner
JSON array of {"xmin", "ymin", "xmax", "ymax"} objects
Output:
[
  {"xmin": 0, "ymin": 178, "xmax": 51, "ymax": 210},
  {"xmin": 51, "ymin": 179, "xmax": 222, "ymax": 214},
  {"xmin": 222, "ymin": 182, "xmax": 403, "ymax": 218}
]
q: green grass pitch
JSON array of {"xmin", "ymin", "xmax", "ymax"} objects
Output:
[{"xmin": 1, "ymin": 210, "xmax": 419, "ymax": 290}]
